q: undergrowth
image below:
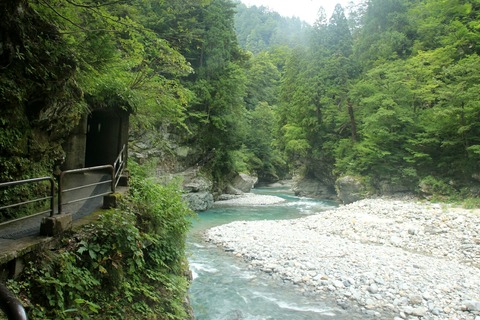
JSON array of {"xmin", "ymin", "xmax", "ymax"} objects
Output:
[{"xmin": 7, "ymin": 161, "xmax": 195, "ymax": 319}]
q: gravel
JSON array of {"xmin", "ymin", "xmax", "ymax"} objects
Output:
[
  {"xmin": 214, "ymin": 193, "xmax": 286, "ymax": 206},
  {"xmin": 205, "ymin": 197, "xmax": 480, "ymax": 320}
]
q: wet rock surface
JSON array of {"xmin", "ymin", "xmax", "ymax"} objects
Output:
[{"xmin": 205, "ymin": 197, "xmax": 480, "ymax": 320}]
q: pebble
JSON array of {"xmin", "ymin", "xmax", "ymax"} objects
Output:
[
  {"xmin": 368, "ymin": 284, "xmax": 379, "ymax": 294},
  {"xmin": 204, "ymin": 197, "xmax": 480, "ymax": 320}
]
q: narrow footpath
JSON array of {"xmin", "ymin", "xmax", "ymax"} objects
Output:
[{"xmin": 0, "ymin": 171, "xmax": 114, "ymax": 265}]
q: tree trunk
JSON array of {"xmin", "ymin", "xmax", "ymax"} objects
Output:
[{"xmin": 347, "ymin": 100, "xmax": 357, "ymax": 142}]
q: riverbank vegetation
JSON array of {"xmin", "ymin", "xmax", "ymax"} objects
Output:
[
  {"xmin": 7, "ymin": 161, "xmax": 194, "ymax": 319},
  {"xmin": 235, "ymin": 0, "xmax": 480, "ymax": 203}
]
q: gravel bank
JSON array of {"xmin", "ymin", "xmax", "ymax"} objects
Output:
[
  {"xmin": 214, "ymin": 193, "xmax": 286, "ymax": 206},
  {"xmin": 205, "ymin": 198, "xmax": 480, "ymax": 320}
]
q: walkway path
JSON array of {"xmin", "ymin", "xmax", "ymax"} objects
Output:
[{"xmin": 0, "ymin": 171, "xmax": 112, "ymax": 263}]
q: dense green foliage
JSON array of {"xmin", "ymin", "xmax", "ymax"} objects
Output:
[
  {"xmin": 0, "ymin": 0, "xmax": 196, "ymax": 178},
  {"xmin": 0, "ymin": 0, "xmax": 82, "ymax": 182},
  {"xmin": 0, "ymin": 0, "xmax": 250, "ymax": 207},
  {"xmin": 7, "ymin": 161, "xmax": 194, "ymax": 319},
  {"xmin": 270, "ymin": 0, "xmax": 480, "ymax": 196},
  {"xmin": 181, "ymin": 0, "xmax": 250, "ymax": 183}
]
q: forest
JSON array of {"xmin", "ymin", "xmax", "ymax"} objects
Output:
[
  {"xmin": 235, "ymin": 0, "xmax": 480, "ymax": 201},
  {"xmin": 1, "ymin": 0, "xmax": 480, "ymax": 318},
  {"xmin": 1, "ymin": 0, "xmax": 480, "ymax": 200}
]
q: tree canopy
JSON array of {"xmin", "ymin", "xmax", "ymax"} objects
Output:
[{"xmin": 274, "ymin": 0, "xmax": 480, "ymax": 195}]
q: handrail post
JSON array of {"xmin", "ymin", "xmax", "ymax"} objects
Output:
[
  {"xmin": 113, "ymin": 144, "xmax": 126, "ymax": 189},
  {"xmin": 110, "ymin": 165, "xmax": 116, "ymax": 193},
  {"xmin": 58, "ymin": 172, "xmax": 65, "ymax": 215},
  {"xmin": 49, "ymin": 177, "xmax": 55, "ymax": 217}
]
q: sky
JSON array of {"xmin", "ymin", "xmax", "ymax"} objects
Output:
[{"xmin": 239, "ymin": 0, "xmax": 355, "ymax": 25}]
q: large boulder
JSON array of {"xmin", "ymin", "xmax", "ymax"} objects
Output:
[
  {"xmin": 292, "ymin": 178, "xmax": 336, "ymax": 199},
  {"xmin": 335, "ymin": 176, "xmax": 368, "ymax": 204},
  {"xmin": 226, "ymin": 173, "xmax": 258, "ymax": 194},
  {"xmin": 156, "ymin": 167, "xmax": 215, "ymax": 211},
  {"xmin": 181, "ymin": 170, "xmax": 214, "ymax": 211},
  {"xmin": 183, "ymin": 173, "xmax": 213, "ymax": 193},
  {"xmin": 182, "ymin": 192, "xmax": 214, "ymax": 212},
  {"xmin": 225, "ymin": 184, "xmax": 244, "ymax": 195}
]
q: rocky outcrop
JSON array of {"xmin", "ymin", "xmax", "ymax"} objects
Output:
[
  {"xmin": 179, "ymin": 169, "xmax": 214, "ymax": 212},
  {"xmin": 377, "ymin": 180, "xmax": 411, "ymax": 195},
  {"xmin": 129, "ymin": 128, "xmax": 217, "ymax": 211},
  {"xmin": 182, "ymin": 192, "xmax": 214, "ymax": 212},
  {"xmin": 292, "ymin": 178, "xmax": 336, "ymax": 199},
  {"xmin": 335, "ymin": 176, "xmax": 368, "ymax": 204},
  {"xmin": 129, "ymin": 129, "xmax": 203, "ymax": 173},
  {"xmin": 154, "ymin": 167, "xmax": 215, "ymax": 212},
  {"xmin": 225, "ymin": 173, "xmax": 258, "ymax": 194},
  {"xmin": 183, "ymin": 172, "xmax": 260, "ymax": 210},
  {"xmin": 182, "ymin": 171, "xmax": 213, "ymax": 193}
]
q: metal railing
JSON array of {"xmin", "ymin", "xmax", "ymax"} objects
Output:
[
  {"xmin": 0, "ymin": 177, "xmax": 55, "ymax": 225},
  {"xmin": 58, "ymin": 145, "xmax": 127, "ymax": 214},
  {"xmin": 0, "ymin": 283, "xmax": 27, "ymax": 320},
  {"xmin": 113, "ymin": 144, "xmax": 126, "ymax": 188},
  {"xmin": 1, "ymin": 145, "xmax": 127, "ymax": 219},
  {"xmin": 58, "ymin": 165, "xmax": 115, "ymax": 215}
]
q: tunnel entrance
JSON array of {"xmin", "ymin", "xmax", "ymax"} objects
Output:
[{"xmin": 85, "ymin": 109, "xmax": 128, "ymax": 167}]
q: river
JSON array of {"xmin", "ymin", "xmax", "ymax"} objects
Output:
[{"xmin": 187, "ymin": 186, "xmax": 368, "ymax": 319}]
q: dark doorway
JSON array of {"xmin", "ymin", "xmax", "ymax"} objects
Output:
[{"xmin": 85, "ymin": 110, "xmax": 121, "ymax": 167}]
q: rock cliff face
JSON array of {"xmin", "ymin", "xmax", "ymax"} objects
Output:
[
  {"xmin": 335, "ymin": 176, "xmax": 368, "ymax": 204},
  {"xmin": 129, "ymin": 127, "xmax": 214, "ymax": 211},
  {"xmin": 130, "ymin": 128, "xmax": 259, "ymax": 211},
  {"xmin": 291, "ymin": 178, "xmax": 336, "ymax": 200},
  {"xmin": 181, "ymin": 169, "xmax": 214, "ymax": 212},
  {"xmin": 292, "ymin": 175, "xmax": 415, "ymax": 204}
]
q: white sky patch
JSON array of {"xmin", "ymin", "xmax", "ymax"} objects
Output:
[{"xmin": 239, "ymin": 0, "xmax": 357, "ymax": 25}]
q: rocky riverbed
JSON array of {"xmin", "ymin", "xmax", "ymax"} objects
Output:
[{"xmin": 205, "ymin": 197, "xmax": 480, "ymax": 320}]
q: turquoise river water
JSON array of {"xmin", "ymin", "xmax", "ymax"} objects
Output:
[{"xmin": 187, "ymin": 187, "xmax": 372, "ymax": 320}]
